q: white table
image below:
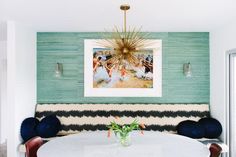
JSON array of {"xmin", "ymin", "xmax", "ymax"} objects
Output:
[{"xmin": 38, "ymin": 131, "xmax": 210, "ymax": 157}]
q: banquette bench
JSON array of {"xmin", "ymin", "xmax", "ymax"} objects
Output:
[{"xmin": 19, "ymin": 103, "xmax": 228, "ymax": 156}]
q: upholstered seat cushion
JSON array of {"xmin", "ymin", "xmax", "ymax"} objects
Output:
[{"xmin": 35, "ymin": 104, "xmax": 210, "ymax": 135}]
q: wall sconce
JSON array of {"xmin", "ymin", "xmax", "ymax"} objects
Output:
[
  {"xmin": 183, "ymin": 62, "xmax": 192, "ymax": 77},
  {"xmin": 55, "ymin": 63, "xmax": 63, "ymax": 78}
]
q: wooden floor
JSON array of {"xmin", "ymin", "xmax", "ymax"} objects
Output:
[{"xmin": 0, "ymin": 143, "xmax": 6, "ymax": 157}]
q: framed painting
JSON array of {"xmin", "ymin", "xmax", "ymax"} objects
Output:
[{"xmin": 84, "ymin": 39, "xmax": 162, "ymax": 97}]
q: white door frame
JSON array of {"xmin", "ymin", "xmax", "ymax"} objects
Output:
[
  {"xmin": 226, "ymin": 49, "xmax": 236, "ymax": 157},
  {"xmin": 0, "ymin": 59, "xmax": 7, "ymax": 144},
  {"xmin": 0, "ymin": 40, "xmax": 7, "ymax": 144},
  {"xmin": 0, "ymin": 59, "xmax": 2, "ymax": 143}
]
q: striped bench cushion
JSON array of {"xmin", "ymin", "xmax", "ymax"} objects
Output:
[{"xmin": 35, "ymin": 104, "xmax": 210, "ymax": 135}]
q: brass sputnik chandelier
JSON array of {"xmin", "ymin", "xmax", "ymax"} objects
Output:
[{"xmin": 99, "ymin": 4, "xmax": 151, "ymax": 66}]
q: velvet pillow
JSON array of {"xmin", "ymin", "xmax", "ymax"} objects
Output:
[
  {"xmin": 36, "ymin": 115, "xmax": 61, "ymax": 138},
  {"xmin": 177, "ymin": 120, "xmax": 205, "ymax": 139},
  {"xmin": 198, "ymin": 118, "xmax": 222, "ymax": 139},
  {"xmin": 20, "ymin": 117, "xmax": 39, "ymax": 142}
]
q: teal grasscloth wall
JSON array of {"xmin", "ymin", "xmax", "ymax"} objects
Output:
[{"xmin": 37, "ymin": 32, "xmax": 209, "ymax": 104}]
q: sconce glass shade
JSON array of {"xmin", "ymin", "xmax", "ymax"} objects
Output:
[
  {"xmin": 55, "ymin": 63, "xmax": 63, "ymax": 78},
  {"xmin": 183, "ymin": 62, "xmax": 192, "ymax": 77}
]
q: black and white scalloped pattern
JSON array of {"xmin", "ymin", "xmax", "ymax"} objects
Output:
[{"xmin": 35, "ymin": 104, "xmax": 210, "ymax": 135}]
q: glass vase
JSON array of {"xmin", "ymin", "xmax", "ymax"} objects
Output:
[{"xmin": 117, "ymin": 133, "xmax": 131, "ymax": 147}]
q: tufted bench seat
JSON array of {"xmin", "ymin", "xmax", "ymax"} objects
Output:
[
  {"xmin": 35, "ymin": 103, "xmax": 210, "ymax": 134},
  {"xmin": 19, "ymin": 103, "xmax": 228, "ymax": 155}
]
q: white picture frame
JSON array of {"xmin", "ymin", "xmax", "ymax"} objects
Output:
[{"xmin": 84, "ymin": 39, "xmax": 162, "ymax": 97}]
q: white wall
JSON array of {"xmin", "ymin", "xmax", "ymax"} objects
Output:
[
  {"xmin": 210, "ymin": 21, "xmax": 236, "ymax": 153},
  {"xmin": 0, "ymin": 21, "xmax": 7, "ymax": 144},
  {"xmin": 0, "ymin": 40, "xmax": 7, "ymax": 144},
  {"xmin": 7, "ymin": 21, "xmax": 36, "ymax": 157},
  {"xmin": 0, "ymin": 41, "xmax": 7, "ymax": 61}
]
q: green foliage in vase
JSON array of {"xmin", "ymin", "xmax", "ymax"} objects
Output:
[{"xmin": 107, "ymin": 119, "xmax": 144, "ymax": 138}]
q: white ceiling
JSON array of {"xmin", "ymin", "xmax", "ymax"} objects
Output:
[{"xmin": 0, "ymin": 0, "xmax": 236, "ymax": 32}]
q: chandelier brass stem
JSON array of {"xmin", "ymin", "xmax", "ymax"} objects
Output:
[
  {"xmin": 120, "ymin": 4, "xmax": 130, "ymax": 33},
  {"xmin": 124, "ymin": 10, "xmax": 126, "ymax": 32}
]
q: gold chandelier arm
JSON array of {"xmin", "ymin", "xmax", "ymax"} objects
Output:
[
  {"xmin": 142, "ymin": 60, "xmax": 153, "ymax": 67},
  {"xmin": 132, "ymin": 54, "xmax": 140, "ymax": 62},
  {"xmin": 104, "ymin": 54, "xmax": 122, "ymax": 64}
]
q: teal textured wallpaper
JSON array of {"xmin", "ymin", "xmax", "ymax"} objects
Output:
[{"xmin": 37, "ymin": 32, "xmax": 209, "ymax": 103}]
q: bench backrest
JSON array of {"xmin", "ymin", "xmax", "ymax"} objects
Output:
[{"xmin": 35, "ymin": 104, "xmax": 210, "ymax": 135}]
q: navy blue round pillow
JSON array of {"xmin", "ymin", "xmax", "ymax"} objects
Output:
[
  {"xmin": 177, "ymin": 120, "xmax": 205, "ymax": 139},
  {"xmin": 198, "ymin": 118, "xmax": 222, "ymax": 138},
  {"xmin": 20, "ymin": 117, "xmax": 39, "ymax": 142},
  {"xmin": 36, "ymin": 115, "xmax": 61, "ymax": 138}
]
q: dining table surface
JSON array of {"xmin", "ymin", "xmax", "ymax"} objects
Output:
[{"xmin": 37, "ymin": 131, "xmax": 210, "ymax": 157}]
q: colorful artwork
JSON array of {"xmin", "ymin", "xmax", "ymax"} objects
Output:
[
  {"xmin": 84, "ymin": 39, "xmax": 162, "ymax": 97},
  {"xmin": 93, "ymin": 48, "xmax": 154, "ymax": 88}
]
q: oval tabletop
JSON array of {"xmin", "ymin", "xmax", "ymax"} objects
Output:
[{"xmin": 37, "ymin": 131, "xmax": 210, "ymax": 157}]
